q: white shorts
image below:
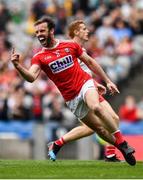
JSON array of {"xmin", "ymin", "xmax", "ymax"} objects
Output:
[{"xmin": 66, "ymin": 79, "xmax": 96, "ymax": 119}]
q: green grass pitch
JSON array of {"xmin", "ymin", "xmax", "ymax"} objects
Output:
[{"xmin": 0, "ymin": 160, "xmax": 142, "ymax": 179}]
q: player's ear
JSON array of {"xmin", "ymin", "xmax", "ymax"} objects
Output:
[{"xmin": 74, "ymin": 29, "xmax": 79, "ymax": 36}]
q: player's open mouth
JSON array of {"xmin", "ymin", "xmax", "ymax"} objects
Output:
[{"xmin": 38, "ymin": 36, "xmax": 46, "ymax": 44}]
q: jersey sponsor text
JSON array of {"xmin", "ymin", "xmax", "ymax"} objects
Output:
[{"xmin": 49, "ymin": 55, "xmax": 73, "ymax": 73}]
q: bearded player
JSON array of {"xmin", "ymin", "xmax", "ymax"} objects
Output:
[{"xmin": 47, "ymin": 20, "xmax": 122, "ymax": 162}]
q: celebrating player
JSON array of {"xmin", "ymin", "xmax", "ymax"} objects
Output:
[
  {"xmin": 10, "ymin": 16, "xmax": 136, "ymax": 166},
  {"xmin": 48, "ymin": 20, "xmax": 122, "ymax": 162}
]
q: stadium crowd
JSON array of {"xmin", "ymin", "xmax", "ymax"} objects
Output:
[{"xmin": 0, "ymin": 0, "xmax": 143, "ymax": 142}]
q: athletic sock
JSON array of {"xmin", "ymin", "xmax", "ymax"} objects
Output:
[
  {"xmin": 112, "ymin": 130, "xmax": 124, "ymax": 146},
  {"xmin": 105, "ymin": 145, "xmax": 116, "ymax": 158},
  {"xmin": 55, "ymin": 137, "xmax": 65, "ymax": 147}
]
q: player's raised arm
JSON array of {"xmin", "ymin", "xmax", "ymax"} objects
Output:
[
  {"xmin": 10, "ymin": 48, "xmax": 41, "ymax": 82},
  {"xmin": 79, "ymin": 51, "xmax": 120, "ymax": 94}
]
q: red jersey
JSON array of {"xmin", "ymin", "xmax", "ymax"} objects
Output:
[{"xmin": 31, "ymin": 40, "xmax": 91, "ymax": 101}]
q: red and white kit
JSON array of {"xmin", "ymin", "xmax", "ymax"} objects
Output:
[
  {"xmin": 32, "ymin": 40, "xmax": 92, "ymax": 101},
  {"xmin": 31, "ymin": 40, "xmax": 99, "ymax": 118}
]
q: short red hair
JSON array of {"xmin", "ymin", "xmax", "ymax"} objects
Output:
[{"xmin": 68, "ymin": 20, "xmax": 85, "ymax": 39}]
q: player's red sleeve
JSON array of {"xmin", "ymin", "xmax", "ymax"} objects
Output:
[
  {"xmin": 73, "ymin": 42, "xmax": 83, "ymax": 57},
  {"xmin": 31, "ymin": 55, "xmax": 41, "ymax": 67}
]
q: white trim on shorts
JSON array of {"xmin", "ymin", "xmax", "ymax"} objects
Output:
[{"xmin": 66, "ymin": 79, "xmax": 96, "ymax": 119}]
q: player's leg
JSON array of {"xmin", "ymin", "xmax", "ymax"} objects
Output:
[
  {"xmin": 48, "ymin": 117, "xmax": 116, "ymax": 161},
  {"xmin": 100, "ymin": 100, "xmax": 120, "ymax": 161},
  {"xmin": 47, "ymin": 95, "xmax": 120, "ymax": 162},
  {"xmin": 49, "ymin": 80, "xmax": 136, "ymax": 165},
  {"xmin": 82, "ymin": 81, "xmax": 135, "ymax": 165},
  {"xmin": 84, "ymin": 88, "xmax": 119, "ymax": 133},
  {"xmin": 82, "ymin": 109, "xmax": 136, "ymax": 165},
  {"xmin": 47, "ymin": 124, "xmax": 93, "ymax": 161},
  {"xmin": 62, "ymin": 119, "xmax": 115, "ymax": 145},
  {"xmin": 100, "ymin": 100, "xmax": 119, "ymax": 126},
  {"xmin": 62, "ymin": 123, "xmax": 94, "ymax": 142},
  {"xmin": 47, "ymin": 95, "xmax": 115, "ymax": 160},
  {"xmin": 48, "ymin": 89, "xmax": 132, "ymax": 164}
]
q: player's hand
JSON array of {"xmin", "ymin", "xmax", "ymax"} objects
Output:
[
  {"xmin": 106, "ymin": 81, "xmax": 120, "ymax": 95},
  {"xmin": 11, "ymin": 47, "xmax": 20, "ymax": 68},
  {"xmin": 96, "ymin": 83, "xmax": 107, "ymax": 95}
]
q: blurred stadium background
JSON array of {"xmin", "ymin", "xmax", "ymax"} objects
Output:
[{"xmin": 0, "ymin": 0, "xmax": 143, "ymax": 161}]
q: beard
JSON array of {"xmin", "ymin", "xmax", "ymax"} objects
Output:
[
  {"xmin": 38, "ymin": 35, "xmax": 53, "ymax": 48},
  {"xmin": 46, "ymin": 36, "xmax": 53, "ymax": 47}
]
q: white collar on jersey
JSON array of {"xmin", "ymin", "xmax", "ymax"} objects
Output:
[{"xmin": 42, "ymin": 39, "xmax": 60, "ymax": 50}]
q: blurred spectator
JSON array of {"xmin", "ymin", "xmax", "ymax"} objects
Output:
[
  {"xmin": 89, "ymin": 10, "xmax": 102, "ymax": 31},
  {"xmin": 96, "ymin": 16, "xmax": 114, "ymax": 47},
  {"xmin": 74, "ymin": 9, "xmax": 85, "ymax": 21},
  {"xmin": 113, "ymin": 18, "xmax": 133, "ymax": 44},
  {"xmin": 55, "ymin": 6, "xmax": 67, "ymax": 34},
  {"xmin": 32, "ymin": 87, "xmax": 43, "ymax": 122},
  {"xmin": 85, "ymin": 34, "xmax": 103, "ymax": 58},
  {"xmin": 116, "ymin": 37, "xmax": 133, "ymax": 56},
  {"xmin": 9, "ymin": 1, "xmax": 25, "ymax": 25},
  {"xmin": 31, "ymin": 0, "xmax": 47, "ymax": 21},
  {"xmin": 119, "ymin": 95, "xmax": 142, "ymax": 123},
  {"xmin": 73, "ymin": 0, "xmax": 90, "ymax": 15},
  {"xmin": 0, "ymin": 88, "xmax": 8, "ymax": 120},
  {"xmin": 0, "ymin": 1, "xmax": 11, "ymax": 32},
  {"xmin": 7, "ymin": 85, "xmax": 26, "ymax": 120},
  {"xmin": 104, "ymin": 37, "xmax": 116, "ymax": 56},
  {"xmin": 45, "ymin": 95, "xmax": 66, "ymax": 142}
]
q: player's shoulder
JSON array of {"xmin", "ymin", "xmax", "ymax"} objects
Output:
[
  {"xmin": 33, "ymin": 49, "xmax": 44, "ymax": 58},
  {"xmin": 59, "ymin": 39, "xmax": 79, "ymax": 46},
  {"xmin": 59, "ymin": 39, "xmax": 74, "ymax": 43}
]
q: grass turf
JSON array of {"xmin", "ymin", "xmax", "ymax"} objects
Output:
[{"xmin": 0, "ymin": 160, "xmax": 142, "ymax": 179}]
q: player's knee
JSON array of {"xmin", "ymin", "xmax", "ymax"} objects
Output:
[{"xmin": 91, "ymin": 104, "xmax": 102, "ymax": 114}]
